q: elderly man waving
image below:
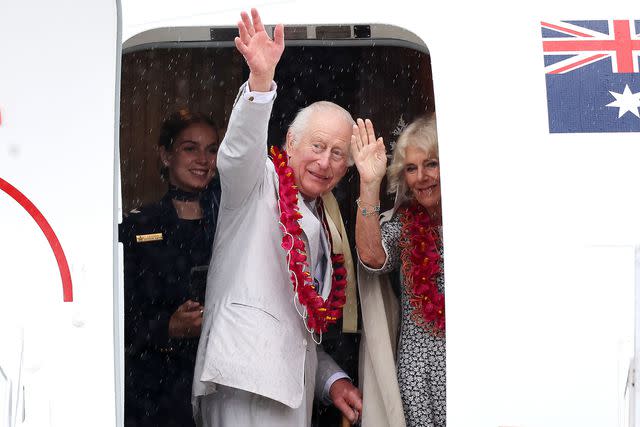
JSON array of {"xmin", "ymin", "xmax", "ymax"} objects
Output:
[{"xmin": 192, "ymin": 8, "xmax": 362, "ymax": 427}]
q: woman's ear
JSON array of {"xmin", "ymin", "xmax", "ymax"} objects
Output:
[{"xmin": 159, "ymin": 146, "xmax": 171, "ymax": 167}]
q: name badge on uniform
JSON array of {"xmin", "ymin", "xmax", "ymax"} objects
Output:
[{"xmin": 136, "ymin": 233, "xmax": 163, "ymax": 243}]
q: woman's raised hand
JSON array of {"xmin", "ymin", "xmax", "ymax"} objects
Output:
[
  {"xmin": 234, "ymin": 8, "xmax": 284, "ymax": 92},
  {"xmin": 353, "ymin": 119, "xmax": 387, "ymax": 269},
  {"xmin": 351, "ymin": 118, "xmax": 387, "ymax": 186}
]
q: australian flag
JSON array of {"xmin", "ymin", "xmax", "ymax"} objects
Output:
[{"xmin": 542, "ymin": 20, "xmax": 640, "ymax": 133}]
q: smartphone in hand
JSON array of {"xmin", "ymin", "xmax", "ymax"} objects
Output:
[{"xmin": 189, "ymin": 265, "xmax": 209, "ymax": 304}]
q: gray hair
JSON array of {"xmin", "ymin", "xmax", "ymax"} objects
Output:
[
  {"xmin": 287, "ymin": 101, "xmax": 355, "ymax": 166},
  {"xmin": 387, "ymin": 113, "xmax": 438, "ymax": 198}
]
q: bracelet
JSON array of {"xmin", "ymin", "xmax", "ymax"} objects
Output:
[{"xmin": 356, "ymin": 198, "xmax": 380, "ymax": 217}]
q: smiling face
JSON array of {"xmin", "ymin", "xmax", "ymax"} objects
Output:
[
  {"xmin": 404, "ymin": 144, "xmax": 441, "ymax": 214},
  {"xmin": 286, "ymin": 109, "xmax": 352, "ymax": 200},
  {"xmin": 160, "ymin": 122, "xmax": 219, "ymax": 192}
]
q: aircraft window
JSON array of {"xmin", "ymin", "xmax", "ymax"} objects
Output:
[{"xmin": 119, "ymin": 33, "xmax": 439, "ymax": 426}]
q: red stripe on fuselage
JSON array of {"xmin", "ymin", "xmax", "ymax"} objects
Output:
[{"xmin": 0, "ymin": 177, "xmax": 73, "ymax": 302}]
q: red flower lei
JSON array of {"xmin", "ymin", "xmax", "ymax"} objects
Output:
[
  {"xmin": 399, "ymin": 201, "xmax": 445, "ymax": 334},
  {"xmin": 270, "ymin": 146, "xmax": 348, "ymax": 336}
]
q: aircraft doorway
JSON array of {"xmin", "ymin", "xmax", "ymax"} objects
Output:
[{"xmin": 119, "ymin": 24, "xmax": 437, "ymax": 426}]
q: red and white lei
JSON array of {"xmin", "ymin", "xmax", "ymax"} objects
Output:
[
  {"xmin": 270, "ymin": 146, "xmax": 347, "ymax": 337},
  {"xmin": 399, "ymin": 201, "xmax": 446, "ymax": 334}
]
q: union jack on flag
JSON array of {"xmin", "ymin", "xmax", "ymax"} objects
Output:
[{"xmin": 541, "ymin": 20, "xmax": 640, "ymax": 133}]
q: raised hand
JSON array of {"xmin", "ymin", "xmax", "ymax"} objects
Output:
[
  {"xmin": 234, "ymin": 8, "xmax": 284, "ymax": 92},
  {"xmin": 351, "ymin": 118, "xmax": 387, "ymax": 186}
]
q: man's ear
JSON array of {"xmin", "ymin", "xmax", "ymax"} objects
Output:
[
  {"xmin": 285, "ymin": 130, "xmax": 295, "ymax": 152},
  {"xmin": 159, "ymin": 146, "xmax": 171, "ymax": 166}
]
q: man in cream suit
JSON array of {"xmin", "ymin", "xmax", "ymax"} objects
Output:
[{"xmin": 192, "ymin": 8, "xmax": 362, "ymax": 426}]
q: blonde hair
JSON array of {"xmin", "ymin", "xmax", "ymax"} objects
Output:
[{"xmin": 387, "ymin": 113, "xmax": 438, "ymax": 196}]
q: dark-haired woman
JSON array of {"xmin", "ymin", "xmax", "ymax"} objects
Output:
[{"xmin": 120, "ymin": 111, "xmax": 221, "ymax": 427}]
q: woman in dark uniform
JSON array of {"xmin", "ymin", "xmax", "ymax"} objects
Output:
[{"xmin": 120, "ymin": 110, "xmax": 221, "ymax": 427}]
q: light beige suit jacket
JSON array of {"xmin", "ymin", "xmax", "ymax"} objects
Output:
[{"xmin": 192, "ymin": 84, "xmax": 343, "ymax": 415}]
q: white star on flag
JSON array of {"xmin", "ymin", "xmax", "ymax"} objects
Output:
[{"xmin": 606, "ymin": 85, "xmax": 640, "ymax": 118}]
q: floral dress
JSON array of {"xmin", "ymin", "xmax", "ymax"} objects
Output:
[{"xmin": 364, "ymin": 213, "xmax": 446, "ymax": 427}]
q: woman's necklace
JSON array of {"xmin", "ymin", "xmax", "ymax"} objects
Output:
[
  {"xmin": 399, "ymin": 200, "xmax": 445, "ymax": 334},
  {"xmin": 168, "ymin": 184, "xmax": 201, "ymax": 201}
]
